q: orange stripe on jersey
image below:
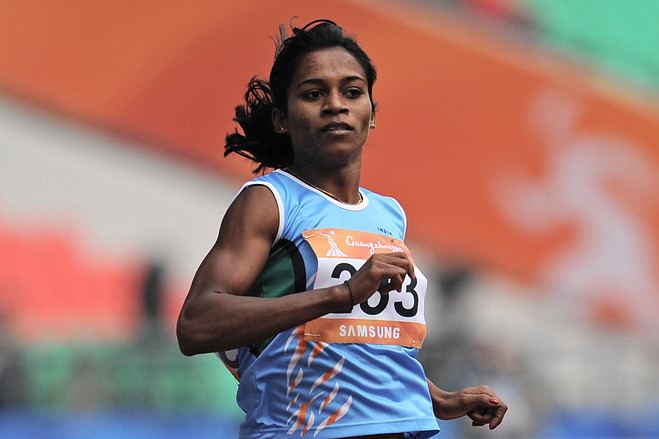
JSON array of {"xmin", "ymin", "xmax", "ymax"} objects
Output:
[
  {"xmin": 314, "ymin": 395, "xmax": 353, "ymax": 437},
  {"xmin": 286, "ymin": 336, "xmax": 308, "ymax": 396},
  {"xmin": 287, "ymin": 393, "xmax": 321, "ymax": 435},
  {"xmin": 307, "ymin": 341, "xmax": 326, "ymax": 367},
  {"xmin": 319, "ymin": 382, "xmax": 340, "ymax": 413},
  {"xmin": 311, "ymin": 356, "xmax": 344, "ymax": 392}
]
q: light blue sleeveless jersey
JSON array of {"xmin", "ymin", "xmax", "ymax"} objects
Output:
[{"xmin": 219, "ymin": 169, "xmax": 439, "ymax": 438}]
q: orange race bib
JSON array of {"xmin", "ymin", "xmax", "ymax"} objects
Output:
[{"xmin": 302, "ymin": 228, "xmax": 427, "ymax": 348}]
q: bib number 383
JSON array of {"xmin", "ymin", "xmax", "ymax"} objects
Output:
[{"xmin": 302, "ymin": 229, "xmax": 427, "ymax": 348}]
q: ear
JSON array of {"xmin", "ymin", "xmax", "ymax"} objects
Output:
[{"xmin": 272, "ymin": 107, "xmax": 288, "ymax": 134}]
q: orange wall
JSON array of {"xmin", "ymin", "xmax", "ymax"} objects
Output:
[{"xmin": 1, "ymin": 0, "xmax": 658, "ymax": 328}]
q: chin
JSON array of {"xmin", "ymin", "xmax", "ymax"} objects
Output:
[{"xmin": 320, "ymin": 143, "xmax": 363, "ymax": 163}]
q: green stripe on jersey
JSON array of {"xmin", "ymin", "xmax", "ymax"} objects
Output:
[{"xmin": 246, "ymin": 239, "xmax": 306, "ymax": 355}]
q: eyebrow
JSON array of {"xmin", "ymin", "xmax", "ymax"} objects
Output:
[{"xmin": 294, "ymin": 75, "xmax": 367, "ymax": 90}]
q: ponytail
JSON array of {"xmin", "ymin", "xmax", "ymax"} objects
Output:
[{"xmin": 224, "ymin": 78, "xmax": 293, "ymax": 174}]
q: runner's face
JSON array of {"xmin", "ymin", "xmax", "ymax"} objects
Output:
[{"xmin": 275, "ymin": 47, "xmax": 374, "ymax": 168}]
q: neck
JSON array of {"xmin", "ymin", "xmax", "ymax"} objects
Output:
[{"xmin": 285, "ymin": 164, "xmax": 362, "ymax": 205}]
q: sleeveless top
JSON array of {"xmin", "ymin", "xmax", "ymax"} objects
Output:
[{"xmin": 218, "ymin": 169, "xmax": 439, "ymax": 439}]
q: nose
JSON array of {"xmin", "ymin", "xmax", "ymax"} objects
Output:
[{"xmin": 322, "ymin": 90, "xmax": 348, "ymax": 115}]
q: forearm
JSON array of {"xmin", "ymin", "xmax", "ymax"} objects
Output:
[
  {"xmin": 426, "ymin": 377, "xmax": 507, "ymax": 427},
  {"xmin": 177, "ymin": 284, "xmax": 348, "ymax": 355},
  {"xmin": 426, "ymin": 378, "xmax": 452, "ymax": 418}
]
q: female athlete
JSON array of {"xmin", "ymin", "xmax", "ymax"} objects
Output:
[{"xmin": 177, "ymin": 19, "xmax": 507, "ymax": 439}]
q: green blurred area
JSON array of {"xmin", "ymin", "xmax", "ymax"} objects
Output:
[
  {"xmin": 22, "ymin": 339, "xmax": 242, "ymax": 417},
  {"xmin": 528, "ymin": 0, "xmax": 659, "ymax": 89}
]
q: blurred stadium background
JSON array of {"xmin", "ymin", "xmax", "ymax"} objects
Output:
[{"xmin": 1, "ymin": 0, "xmax": 658, "ymax": 438}]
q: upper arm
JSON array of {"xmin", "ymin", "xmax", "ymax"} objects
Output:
[{"xmin": 185, "ymin": 184, "xmax": 280, "ymax": 303}]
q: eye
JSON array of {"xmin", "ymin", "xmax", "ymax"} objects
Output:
[
  {"xmin": 344, "ymin": 88, "xmax": 364, "ymax": 98},
  {"xmin": 303, "ymin": 90, "xmax": 323, "ymax": 100}
]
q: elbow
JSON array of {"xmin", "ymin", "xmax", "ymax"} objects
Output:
[
  {"xmin": 176, "ymin": 311, "xmax": 233, "ymax": 356},
  {"xmin": 178, "ymin": 344, "xmax": 196, "ymax": 357},
  {"xmin": 176, "ymin": 292, "xmax": 239, "ymax": 354},
  {"xmin": 177, "ymin": 338, "xmax": 197, "ymax": 357},
  {"xmin": 176, "ymin": 314, "xmax": 203, "ymax": 356}
]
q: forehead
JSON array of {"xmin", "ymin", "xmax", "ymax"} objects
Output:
[{"xmin": 292, "ymin": 47, "xmax": 367, "ymax": 84}]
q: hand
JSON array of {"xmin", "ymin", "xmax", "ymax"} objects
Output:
[
  {"xmin": 430, "ymin": 385, "xmax": 508, "ymax": 430},
  {"xmin": 346, "ymin": 252, "xmax": 415, "ymax": 305}
]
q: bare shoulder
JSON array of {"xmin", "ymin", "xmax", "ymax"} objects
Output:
[
  {"xmin": 189, "ymin": 183, "xmax": 280, "ymax": 297},
  {"xmin": 217, "ymin": 183, "xmax": 280, "ymax": 249}
]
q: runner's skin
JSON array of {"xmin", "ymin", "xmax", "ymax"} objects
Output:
[{"xmin": 177, "ymin": 46, "xmax": 507, "ymax": 430}]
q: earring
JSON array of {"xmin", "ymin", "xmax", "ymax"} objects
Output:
[
  {"xmin": 370, "ymin": 120, "xmax": 376, "ymax": 128},
  {"xmin": 278, "ymin": 127, "xmax": 286, "ymax": 133}
]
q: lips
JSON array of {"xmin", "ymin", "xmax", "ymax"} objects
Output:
[{"xmin": 321, "ymin": 122, "xmax": 353, "ymax": 132}]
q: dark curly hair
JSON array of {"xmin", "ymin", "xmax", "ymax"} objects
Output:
[{"xmin": 224, "ymin": 19, "xmax": 377, "ymax": 173}]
